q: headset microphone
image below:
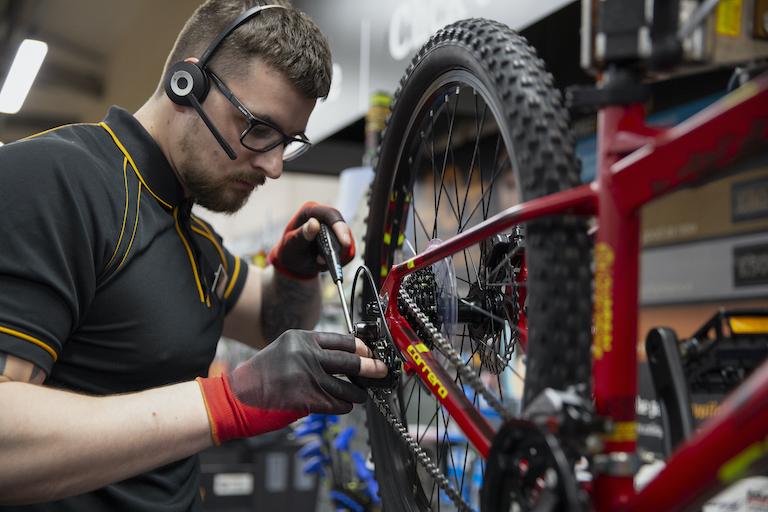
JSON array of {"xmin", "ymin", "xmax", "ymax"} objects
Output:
[
  {"xmin": 164, "ymin": 4, "xmax": 286, "ymax": 160},
  {"xmin": 186, "ymin": 94, "xmax": 238, "ymax": 160}
]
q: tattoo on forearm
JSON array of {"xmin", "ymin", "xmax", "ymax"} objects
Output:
[{"xmin": 261, "ymin": 273, "xmax": 320, "ymax": 342}]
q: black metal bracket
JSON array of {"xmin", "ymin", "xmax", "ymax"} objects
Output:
[
  {"xmin": 645, "ymin": 327, "xmax": 695, "ymax": 457},
  {"xmin": 566, "ymin": 68, "xmax": 651, "ymax": 114}
]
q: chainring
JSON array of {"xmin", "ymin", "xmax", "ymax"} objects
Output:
[{"xmin": 481, "ymin": 418, "xmax": 585, "ymax": 512}]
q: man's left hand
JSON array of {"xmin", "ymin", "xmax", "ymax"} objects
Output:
[{"xmin": 268, "ymin": 201, "xmax": 355, "ymax": 280}]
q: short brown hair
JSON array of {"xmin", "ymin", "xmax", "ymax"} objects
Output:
[{"xmin": 161, "ymin": 0, "xmax": 332, "ymax": 99}]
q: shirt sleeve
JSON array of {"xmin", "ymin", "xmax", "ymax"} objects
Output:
[
  {"xmin": 0, "ymin": 137, "xmax": 115, "ymax": 372},
  {"xmin": 222, "ymin": 254, "xmax": 248, "ymax": 314}
]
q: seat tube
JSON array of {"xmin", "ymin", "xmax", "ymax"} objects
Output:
[{"xmin": 593, "ymin": 104, "xmax": 641, "ymax": 511}]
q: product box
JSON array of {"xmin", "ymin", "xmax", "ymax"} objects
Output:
[
  {"xmin": 641, "ymin": 166, "xmax": 768, "ymax": 249},
  {"xmin": 199, "ymin": 436, "xmax": 318, "ymax": 511}
]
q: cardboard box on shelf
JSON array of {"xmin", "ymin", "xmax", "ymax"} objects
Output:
[{"xmin": 641, "ymin": 166, "xmax": 768, "ymax": 249}]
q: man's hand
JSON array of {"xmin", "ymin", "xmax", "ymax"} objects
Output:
[
  {"xmin": 268, "ymin": 201, "xmax": 355, "ymax": 280},
  {"xmin": 196, "ymin": 330, "xmax": 386, "ymax": 444}
]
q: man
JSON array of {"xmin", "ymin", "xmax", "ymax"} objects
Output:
[{"xmin": 0, "ymin": 1, "xmax": 385, "ymax": 509}]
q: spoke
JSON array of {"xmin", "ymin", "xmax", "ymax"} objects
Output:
[
  {"xmin": 459, "ymin": 298, "xmax": 506, "ymax": 324},
  {"xmin": 505, "ymin": 357, "xmax": 527, "ymax": 383},
  {"xmin": 459, "ymin": 444, "xmax": 471, "ymax": 498},
  {"xmin": 411, "ymin": 203, "xmax": 419, "ymax": 253},
  {"xmin": 417, "ymin": 377, "xmax": 423, "ymax": 440},
  {"xmin": 417, "ymin": 408, "xmax": 439, "ymax": 445},
  {"xmin": 497, "ymin": 369, "xmax": 505, "ymax": 402},
  {"xmin": 463, "ymin": 338, "xmax": 485, "ymax": 367},
  {"xmin": 483, "ymin": 134, "xmax": 503, "ymax": 219},
  {"xmin": 434, "ymin": 390, "xmax": 440, "ymax": 510},
  {"xmin": 486, "ymin": 281, "xmax": 527, "ymax": 288},
  {"xmin": 460, "ymin": 385, "xmax": 482, "ymax": 494},
  {"xmin": 452, "ymin": 144, "xmax": 461, "ymax": 227},
  {"xmin": 459, "ymin": 97, "xmax": 487, "ymax": 227},
  {"xmin": 467, "ymin": 249, "xmax": 481, "ymax": 289},
  {"xmin": 431, "ymin": 109, "xmax": 438, "ymax": 238},
  {"xmin": 404, "ymin": 375, "xmax": 420, "ymax": 413},
  {"xmin": 488, "ymin": 246, "xmax": 523, "ymax": 280},
  {"xmin": 455, "ymin": 275, "xmax": 472, "ymax": 286},
  {"xmin": 433, "ymin": 131, "xmax": 463, "ymax": 230},
  {"xmin": 412, "ymin": 202, "xmax": 432, "ymax": 242},
  {"xmin": 456, "ymin": 325, "xmax": 472, "ymax": 364},
  {"xmin": 460, "ymin": 156, "xmax": 510, "ymax": 232},
  {"xmin": 437, "ymin": 177, "xmax": 462, "ymax": 225},
  {"xmin": 434, "ymin": 92, "xmax": 459, "ymax": 229},
  {"xmin": 439, "ymin": 407, "xmax": 462, "ymax": 490}
]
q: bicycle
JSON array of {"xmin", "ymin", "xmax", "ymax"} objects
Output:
[{"xmin": 346, "ymin": 3, "xmax": 768, "ymax": 511}]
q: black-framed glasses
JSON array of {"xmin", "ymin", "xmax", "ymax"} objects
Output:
[{"xmin": 208, "ymin": 70, "xmax": 312, "ymax": 162}]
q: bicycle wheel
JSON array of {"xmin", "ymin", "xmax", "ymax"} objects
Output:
[{"xmin": 362, "ymin": 19, "xmax": 593, "ymax": 511}]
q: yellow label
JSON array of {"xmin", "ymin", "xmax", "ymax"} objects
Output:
[
  {"xmin": 407, "ymin": 345, "xmax": 448, "ymax": 399},
  {"xmin": 407, "ymin": 259, "xmax": 415, "ymax": 269},
  {"xmin": 716, "ymin": 0, "xmax": 742, "ymax": 37},
  {"xmin": 415, "ymin": 343, "xmax": 430, "ymax": 353},
  {"xmin": 719, "ymin": 437, "xmax": 768, "ymax": 483},
  {"xmin": 602, "ymin": 421, "xmax": 637, "ymax": 443},
  {"xmin": 380, "ymin": 265, "xmax": 389, "ymax": 277},
  {"xmin": 730, "ymin": 316, "xmax": 768, "ymax": 334},
  {"xmin": 593, "ymin": 243, "xmax": 615, "ymax": 360},
  {"xmin": 397, "ymin": 233, "xmax": 405, "ymax": 246},
  {"xmin": 383, "ymin": 232, "xmax": 392, "ymax": 245},
  {"xmin": 692, "ymin": 400, "xmax": 720, "ymax": 421}
]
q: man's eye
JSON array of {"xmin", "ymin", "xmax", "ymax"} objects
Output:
[{"xmin": 249, "ymin": 124, "xmax": 277, "ymax": 140}]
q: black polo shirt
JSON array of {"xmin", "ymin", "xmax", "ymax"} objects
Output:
[{"xmin": 0, "ymin": 106, "xmax": 248, "ymax": 511}]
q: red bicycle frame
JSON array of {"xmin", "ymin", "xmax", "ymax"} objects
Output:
[{"xmin": 377, "ymin": 71, "xmax": 768, "ymax": 510}]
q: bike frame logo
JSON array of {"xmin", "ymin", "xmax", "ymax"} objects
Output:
[
  {"xmin": 593, "ymin": 242, "xmax": 615, "ymax": 360},
  {"xmin": 406, "ymin": 344, "xmax": 448, "ymax": 399}
]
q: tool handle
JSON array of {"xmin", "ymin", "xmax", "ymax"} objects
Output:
[{"xmin": 319, "ymin": 224, "xmax": 344, "ymax": 284}]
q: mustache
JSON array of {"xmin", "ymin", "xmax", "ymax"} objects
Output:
[{"xmin": 231, "ymin": 172, "xmax": 267, "ymax": 187}]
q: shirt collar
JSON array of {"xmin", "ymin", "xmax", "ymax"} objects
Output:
[{"xmin": 101, "ymin": 106, "xmax": 186, "ymax": 209}]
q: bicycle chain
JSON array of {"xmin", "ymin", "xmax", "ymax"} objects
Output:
[
  {"xmin": 367, "ymin": 276, "xmax": 513, "ymax": 512},
  {"xmin": 367, "ymin": 390, "xmax": 473, "ymax": 512}
]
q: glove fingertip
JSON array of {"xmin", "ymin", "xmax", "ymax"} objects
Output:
[{"xmin": 337, "ymin": 401, "xmax": 354, "ymax": 415}]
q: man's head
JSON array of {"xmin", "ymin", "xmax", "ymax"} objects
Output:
[{"xmin": 153, "ymin": 1, "xmax": 332, "ymax": 213}]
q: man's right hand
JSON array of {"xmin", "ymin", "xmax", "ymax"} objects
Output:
[{"xmin": 197, "ymin": 330, "xmax": 387, "ymax": 444}]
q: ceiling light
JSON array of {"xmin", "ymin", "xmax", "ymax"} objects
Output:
[{"xmin": 0, "ymin": 39, "xmax": 48, "ymax": 114}]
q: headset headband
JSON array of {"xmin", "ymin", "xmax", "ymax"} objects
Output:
[{"xmin": 198, "ymin": 4, "xmax": 286, "ymax": 68}]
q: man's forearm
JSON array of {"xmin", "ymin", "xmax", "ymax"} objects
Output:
[
  {"xmin": 0, "ymin": 381, "xmax": 212, "ymax": 505},
  {"xmin": 261, "ymin": 267, "xmax": 321, "ymax": 343}
]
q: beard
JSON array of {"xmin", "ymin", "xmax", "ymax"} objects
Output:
[{"xmin": 177, "ymin": 127, "xmax": 265, "ymax": 213}]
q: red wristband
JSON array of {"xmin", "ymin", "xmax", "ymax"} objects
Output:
[{"xmin": 196, "ymin": 376, "xmax": 302, "ymax": 445}]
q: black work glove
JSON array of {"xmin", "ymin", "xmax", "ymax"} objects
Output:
[
  {"xmin": 197, "ymin": 330, "xmax": 373, "ymax": 444},
  {"xmin": 268, "ymin": 201, "xmax": 355, "ymax": 279}
]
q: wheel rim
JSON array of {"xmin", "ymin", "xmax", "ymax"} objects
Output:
[{"xmin": 369, "ymin": 69, "xmax": 530, "ymax": 511}]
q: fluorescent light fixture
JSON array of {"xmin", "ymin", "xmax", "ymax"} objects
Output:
[{"xmin": 0, "ymin": 39, "xmax": 48, "ymax": 114}]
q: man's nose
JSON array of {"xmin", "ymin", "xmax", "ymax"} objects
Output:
[{"xmin": 251, "ymin": 147, "xmax": 283, "ymax": 179}]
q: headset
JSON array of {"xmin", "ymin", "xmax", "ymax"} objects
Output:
[{"xmin": 164, "ymin": 4, "xmax": 286, "ymax": 160}]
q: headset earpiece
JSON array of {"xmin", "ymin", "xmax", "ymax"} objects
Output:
[{"xmin": 164, "ymin": 61, "xmax": 210, "ymax": 106}]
